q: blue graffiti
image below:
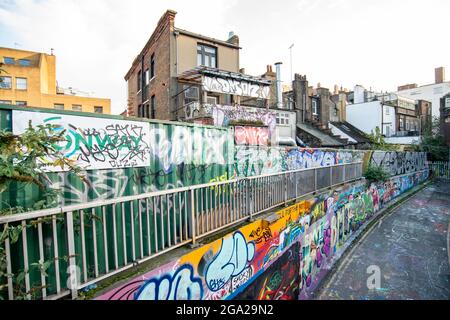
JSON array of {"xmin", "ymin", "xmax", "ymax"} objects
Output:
[
  {"xmin": 134, "ymin": 264, "xmax": 203, "ymax": 300},
  {"xmin": 205, "ymin": 231, "xmax": 255, "ymax": 292}
]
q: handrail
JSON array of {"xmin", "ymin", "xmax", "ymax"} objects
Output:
[{"xmin": 0, "ymin": 161, "xmax": 363, "ymax": 224}]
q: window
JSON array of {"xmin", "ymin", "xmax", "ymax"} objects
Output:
[
  {"xmin": 16, "ymin": 77, "xmax": 27, "ymax": 90},
  {"xmin": 3, "ymin": 57, "xmax": 14, "ymax": 65},
  {"xmin": 224, "ymin": 94, "xmax": 232, "ymax": 105},
  {"xmin": 150, "ymin": 54, "xmax": 155, "ymax": 78},
  {"xmin": 184, "ymin": 85, "xmax": 199, "ymax": 105},
  {"xmin": 94, "ymin": 106, "xmax": 103, "ymax": 114},
  {"xmin": 197, "ymin": 44, "xmax": 217, "ymax": 68},
  {"xmin": 385, "ymin": 106, "xmax": 390, "ymax": 115},
  {"xmin": 206, "ymin": 96, "xmax": 218, "ymax": 105},
  {"xmin": 312, "ymin": 100, "xmax": 318, "ymax": 115},
  {"xmin": 406, "ymin": 120, "xmax": 410, "ymax": 131},
  {"xmin": 0, "ymin": 100, "xmax": 12, "ymax": 105},
  {"xmin": 138, "ymin": 104, "xmax": 143, "ymax": 117},
  {"xmin": 145, "ymin": 69, "xmax": 150, "ymax": 85},
  {"xmin": 72, "ymin": 104, "xmax": 82, "ymax": 111},
  {"xmin": 18, "ymin": 59, "xmax": 30, "ymax": 66},
  {"xmin": 16, "ymin": 101, "xmax": 27, "ymax": 107},
  {"xmin": 399, "ymin": 117, "xmax": 404, "ymax": 131},
  {"xmin": 0, "ymin": 76, "xmax": 12, "ymax": 89},
  {"xmin": 446, "ymin": 97, "xmax": 450, "ymax": 109},
  {"xmin": 151, "ymin": 95, "xmax": 156, "ymax": 119},
  {"xmin": 54, "ymin": 103, "xmax": 64, "ymax": 110},
  {"xmin": 277, "ymin": 113, "xmax": 290, "ymax": 125},
  {"xmin": 137, "ymin": 70, "xmax": 142, "ymax": 92},
  {"xmin": 385, "ymin": 126, "xmax": 391, "ymax": 137}
]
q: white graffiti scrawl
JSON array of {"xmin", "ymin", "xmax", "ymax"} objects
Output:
[
  {"xmin": 202, "ymin": 76, "xmax": 270, "ymax": 99},
  {"xmin": 205, "ymin": 231, "xmax": 255, "ymax": 293}
]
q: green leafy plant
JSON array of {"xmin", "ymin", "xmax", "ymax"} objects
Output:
[
  {"xmin": 364, "ymin": 165, "xmax": 390, "ymax": 184},
  {"xmin": 0, "ymin": 120, "xmax": 88, "ymax": 299},
  {"xmin": 366, "ymin": 127, "xmax": 399, "ymax": 151},
  {"xmin": 414, "ymin": 116, "xmax": 449, "ymax": 161},
  {"xmin": 0, "ymin": 121, "xmax": 89, "ymax": 213}
]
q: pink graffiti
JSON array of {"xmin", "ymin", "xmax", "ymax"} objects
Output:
[{"xmin": 234, "ymin": 126, "xmax": 269, "ymax": 146}]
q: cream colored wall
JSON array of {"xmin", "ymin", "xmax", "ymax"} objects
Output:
[
  {"xmin": 41, "ymin": 94, "xmax": 111, "ymax": 114},
  {"xmin": 176, "ymin": 34, "xmax": 239, "ymax": 74},
  {"xmin": 1, "ymin": 47, "xmax": 110, "ymax": 114}
]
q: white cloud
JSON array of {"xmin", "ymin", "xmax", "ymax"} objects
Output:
[{"xmin": 1, "ymin": 0, "xmax": 449, "ymax": 114}]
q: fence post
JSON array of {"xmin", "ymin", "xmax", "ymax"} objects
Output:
[
  {"xmin": 284, "ymin": 172, "xmax": 288, "ymax": 205},
  {"xmin": 314, "ymin": 168, "xmax": 318, "ymax": 190},
  {"xmin": 66, "ymin": 211, "xmax": 78, "ymax": 299},
  {"xmin": 190, "ymin": 189, "xmax": 197, "ymax": 246},
  {"xmin": 330, "ymin": 165, "xmax": 333, "ymax": 187},
  {"xmin": 247, "ymin": 179, "xmax": 253, "ymax": 221}
]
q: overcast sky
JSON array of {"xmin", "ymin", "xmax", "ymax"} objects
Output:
[{"xmin": 1, "ymin": 0, "xmax": 449, "ymax": 114}]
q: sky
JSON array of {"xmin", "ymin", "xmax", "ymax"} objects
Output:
[{"xmin": 1, "ymin": 0, "xmax": 449, "ymax": 115}]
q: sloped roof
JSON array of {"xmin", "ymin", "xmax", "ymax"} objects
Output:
[
  {"xmin": 297, "ymin": 123, "xmax": 345, "ymax": 147},
  {"xmin": 330, "ymin": 121, "xmax": 371, "ymax": 143}
]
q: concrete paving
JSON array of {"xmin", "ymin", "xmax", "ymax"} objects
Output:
[{"xmin": 317, "ymin": 181, "xmax": 450, "ymax": 300}]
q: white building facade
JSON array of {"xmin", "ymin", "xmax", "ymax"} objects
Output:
[
  {"xmin": 346, "ymin": 100, "xmax": 396, "ymax": 137},
  {"xmin": 397, "ymin": 82, "xmax": 450, "ymax": 119}
]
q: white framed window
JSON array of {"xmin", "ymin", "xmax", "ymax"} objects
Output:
[
  {"xmin": 312, "ymin": 100, "xmax": 318, "ymax": 115},
  {"xmin": 385, "ymin": 106, "xmax": 390, "ymax": 115},
  {"xmin": 0, "ymin": 76, "xmax": 12, "ymax": 89},
  {"xmin": 276, "ymin": 112, "xmax": 290, "ymax": 125},
  {"xmin": 16, "ymin": 77, "xmax": 27, "ymax": 90},
  {"xmin": 54, "ymin": 103, "xmax": 64, "ymax": 110},
  {"xmin": 72, "ymin": 104, "xmax": 82, "ymax": 111}
]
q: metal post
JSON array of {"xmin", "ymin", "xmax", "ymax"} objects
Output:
[
  {"xmin": 284, "ymin": 173, "xmax": 288, "ymax": 205},
  {"xmin": 314, "ymin": 168, "xmax": 318, "ymax": 190},
  {"xmin": 247, "ymin": 179, "xmax": 253, "ymax": 221},
  {"xmin": 66, "ymin": 211, "xmax": 78, "ymax": 299},
  {"xmin": 190, "ymin": 189, "xmax": 197, "ymax": 246}
]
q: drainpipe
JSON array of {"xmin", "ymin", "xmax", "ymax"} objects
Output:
[{"xmin": 275, "ymin": 62, "xmax": 283, "ymax": 109}]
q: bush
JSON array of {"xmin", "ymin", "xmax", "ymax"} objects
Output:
[{"xmin": 364, "ymin": 165, "xmax": 390, "ymax": 183}]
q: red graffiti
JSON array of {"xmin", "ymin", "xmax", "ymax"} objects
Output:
[{"xmin": 234, "ymin": 126, "xmax": 269, "ymax": 146}]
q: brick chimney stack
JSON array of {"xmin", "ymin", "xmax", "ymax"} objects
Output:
[{"xmin": 435, "ymin": 67, "xmax": 445, "ymax": 84}]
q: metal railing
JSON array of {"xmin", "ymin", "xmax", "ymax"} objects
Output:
[
  {"xmin": 428, "ymin": 161, "xmax": 450, "ymax": 179},
  {"xmin": 0, "ymin": 161, "xmax": 363, "ymax": 300}
]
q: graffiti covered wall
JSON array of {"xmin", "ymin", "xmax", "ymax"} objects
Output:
[
  {"xmin": 96, "ymin": 169, "xmax": 429, "ymax": 300},
  {"xmin": 2, "ymin": 109, "xmax": 234, "ymax": 208},
  {"xmin": 234, "ymin": 147, "xmax": 365, "ymax": 178},
  {"xmin": 370, "ymin": 151, "xmax": 428, "ymax": 176}
]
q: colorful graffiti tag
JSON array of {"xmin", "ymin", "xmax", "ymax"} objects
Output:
[
  {"xmin": 234, "ymin": 147, "xmax": 365, "ymax": 178},
  {"xmin": 96, "ymin": 170, "xmax": 429, "ymax": 301},
  {"xmin": 12, "ymin": 110, "xmax": 152, "ymax": 170},
  {"xmin": 234, "ymin": 126, "xmax": 269, "ymax": 146}
]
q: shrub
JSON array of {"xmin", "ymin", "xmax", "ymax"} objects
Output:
[{"xmin": 364, "ymin": 165, "xmax": 390, "ymax": 183}]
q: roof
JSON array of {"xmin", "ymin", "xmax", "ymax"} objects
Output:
[
  {"xmin": 329, "ymin": 121, "xmax": 371, "ymax": 144},
  {"xmin": 178, "ymin": 66, "xmax": 272, "ymax": 86},
  {"xmin": 297, "ymin": 123, "xmax": 345, "ymax": 147},
  {"xmin": 174, "ymin": 28, "xmax": 241, "ymax": 49}
]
